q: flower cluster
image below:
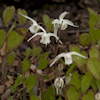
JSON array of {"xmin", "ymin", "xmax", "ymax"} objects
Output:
[{"xmin": 20, "ymin": 11, "xmax": 88, "ymax": 94}]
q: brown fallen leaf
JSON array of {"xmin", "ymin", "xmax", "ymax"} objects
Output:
[
  {"xmin": 7, "ymin": 75, "xmax": 14, "ymax": 84},
  {"xmin": 0, "ymin": 42, "xmax": 6, "ymax": 56},
  {"xmin": 1, "ymin": 88, "xmax": 11, "ymax": 100},
  {"xmin": 5, "ymin": 80, "xmax": 12, "ymax": 88},
  {"xmin": 0, "ymin": 85, "xmax": 5, "ymax": 94}
]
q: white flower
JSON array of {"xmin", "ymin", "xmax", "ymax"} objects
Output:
[
  {"xmin": 65, "ymin": 73, "xmax": 73, "ymax": 85},
  {"xmin": 27, "ymin": 32, "xmax": 62, "ymax": 46},
  {"xmin": 19, "ymin": 13, "xmax": 46, "ymax": 34},
  {"xmin": 50, "ymin": 51, "xmax": 87, "ymax": 67},
  {"xmin": 52, "ymin": 11, "xmax": 79, "ymax": 35},
  {"xmin": 54, "ymin": 77, "xmax": 64, "ymax": 94}
]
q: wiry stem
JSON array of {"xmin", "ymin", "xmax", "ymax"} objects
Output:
[{"xmin": 55, "ymin": 25, "xmax": 61, "ymax": 57}]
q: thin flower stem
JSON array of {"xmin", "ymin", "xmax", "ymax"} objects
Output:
[{"xmin": 55, "ymin": 26, "xmax": 61, "ymax": 57}]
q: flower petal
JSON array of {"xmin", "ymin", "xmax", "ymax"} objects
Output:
[
  {"xmin": 50, "ymin": 53, "xmax": 66, "ymax": 67},
  {"xmin": 69, "ymin": 51, "xmax": 88, "ymax": 58},
  {"xmin": 38, "ymin": 26, "xmax": 46, "ymax": 33},
  {"xmin": 19, "ymin": 12, "xmax": 37, "ymax": 24},
  {"xmin": 63, "ymin": 19, "xmax": 79, "ymax": 27},
  {"xmin": 48, "ymin": 33, "xmax": 63, "ymax": 44},
  {"xmin": 27, "ymin": 32, "xmax": 44, "ymax": 42},
  {"xmin": 59, "ymin": 11, "xmax": 69, "ymax": 19}
]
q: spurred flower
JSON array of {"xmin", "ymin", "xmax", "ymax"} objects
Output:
[
  {"xmin": 52, "ymin": 11, "xmax": 79, "ymax": 35},
  {"xmin": 27, "ymin": 32, "xmax": 62, "ymax": 46},
  {"xmin": 54, "ymin": 77, "xmax": 64, "ymax": 94},
  {"xmin": 19, "ymin": 13, "xmax": 46, "ymax": 34},
  {"xmin": 50, "ymin": 51, "xmax": 87, "ymax": 67}
]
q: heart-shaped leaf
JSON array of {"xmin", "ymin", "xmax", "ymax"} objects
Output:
[
  {"xmin": 0, "ymin": 29, "xmax": 6, "ymax": 49},
  {"xmin": 27, "ymin": 74, "xmax": 38, "ymax": 93},
  {"xmin": 79, "ymin": 33, "xmax": 91, "ymax": 46},
  {"xmin": 38, "ymin": 58, "xmax": 49, "ymax": 69},
  {"xmin": 69, "ymin": 71, "xmax": 81, "ymax": 90},
  {"xmin": 65, "ymin": 85, "xmax": 80, "ymax": 100},
  {"xmin": 5, "ymin": 27, "xmax": 27, "ymax": 53},
  {"xmin": 42, "ymin": 14, "xmax": 54, "ymax": 32},
  {"xmin": 41, "ymin": 86, "xmax": 55, "ymax": 100},
  {"xmin": 17, "ymin": 9, "xmax": 28, "ymax": 25},
  {"xmin": 89, "ymin": 28, "xmax": 100, "ymax": 45},
  {"xmin": 22, "ymin": 58, "xmax": 31, "ymax": 73},
  {"xmin": 7, "ymin": 51, "xmax": 15, "ymax": 66},
  {"xmin": 89, "ymin": 46, "xmax": 99, "ymax": 59},
  {"xmin": 87, "ymin": 58, "xmax": 100, "ymax": 79},
  {"xmin": 3, "ymin": 6, "xmax": 15, "ymax": 26},
  {"xmin": 82, "ymin": 90, "xmax": 94, "ymax": 100},
  {"xmin": 91, "ymin": 78, "xmax": 97, "ymax": 91},
  {"xmin": 88, "ymin": 8, "xmax": 97, "ymax": 15},
  {"xmin": 31, "ymin": 47, "xmax": 42, "ymax": 56},
  {"xmin": 30, "ymin": 95, "xmax": 40, "ymax": 100},
  {"xmin": 81, "ymin": 72, "xmax": 93, "ymax": 93}
]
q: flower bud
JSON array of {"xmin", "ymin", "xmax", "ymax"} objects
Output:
[
  {"xmin": 65, "ymin": 73, "xmax": 72, "ymax": 85},
  {"xmin": 95, "ymin": 92, "xmax": 100, "ymax": 100},
  {"xmin": 54, "ymin": 77, "xmax": 64, "ymax": 94}
]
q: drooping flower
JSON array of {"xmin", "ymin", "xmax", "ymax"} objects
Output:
[
  {"xmin": 52, "ymin": 11, "xmax": 79, "ymax": 35},
  {"xmin": 54, "ymin": 77, "xmax": 64, "ymax": 94},
  {"xmin": 50, "ymin": 51, "xmax": 87, "ymax": 67},
  {"xmin": 27, "ymin": 32, "xmax": 62, "ymax": 46},
  {"xmin": 19, "ymin": 13, "xmax": 46, "ymax": 34}
]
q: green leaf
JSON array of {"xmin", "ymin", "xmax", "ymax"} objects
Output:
[
  {"xmin": 90, "ymin": 14, "xmax": 98, "ymax": 23},
  {"xmin": 89, "ymin": 46, "xmax": 99, "ymax": 59},
  {"xmin": 3, "ymin": 6, "xmax": 15, "ymax": 26},
  {"xmin": 82, "ymin": 90, "xmax": 94, "ymax": 100},
  {"xmin": 30, "ymin": 95, "xmax": 40, "ymax": 100},
  {"xmin": 5, "ymin": 28, "xmax": 27, "ymax": 53},
  {"xmin": 14, "ymin": 75, "xmax": 21, "ymax": 88},
  {"xmin": 0, "ymin": 29, "xmax": 6, "ymax": 49},
  {"xmin": 42, "ymin": 86, "xmax": 55, "ymax": 100},
  {"xmin": 81, "ymin": 72, "xmax": 93, "ymax": 93},
  {"xmin": 17, "ymin": 9, "xmax": 28, "ymax": 25},
  {"xmin": 9, "ymin": 96, "xmax": 12, "ymax": 100},
  {"xmin": 38, "ymin": 58, "xmax": 49, "ymax": 69},
  {"xmin": 32, "ymin": 47, "xmax": 42, "ymax": 56},
  {"xmin": 89, "ymin": 28, "xmax": 100, "ymax": 45},
  {"xmin": 66, "ymin": 63, "xmax": 75, "ymax": 75},
  {"xmin": 11, "ymin": 85, "xmax": 16, "ymax": 93},
  {"xmin": 8, "ymin": 21, "xmax": 16, "ymax": 34},
  {"xmin": 22, "ymin": 58, "xmax": 30, "ymax": 73},
  {"xmin": 96, "ymin": 79, "xmax": 100, "ymax": 91},
  {"xmin": 88, "ymin": 8, "xmax": 97, "ymax": 15},
  {"xmin": 91, "ymin": 77, "xmax": 97, "ymax": 91},
  {"xmin": 42, "ymin": 14, "xmax": 54, "ymax": 32},
  {"xmin": 87, "ymin": 58, "xmax": 100, "ymax": 79},
  {"xmin": 79, "ymin": 33, "xmax": 91, "ymax": 46},
  {"xmin": 69, "ymin": 45, "xmax": 87, "ymax": 73},
  {"xmin": 22, "ymin": 77, "xmax": 27, "ymax": 86},
  {"xmin": 25, "ymin": 47, "xmax": 31, "ymax": 58},
  {"xmin": 65, "ymin": 85, "xmax": 80, "ymax": 100},
  {"xmin": 27, "ymin": 74, "xmax": 38, "ymax": 92},
  {"xmin": 7, "ymin": 51, "xmax": 15, "ymax": 66},
  {"xmin": 42, "ymin": 14, "xmax": 50, "ymax": 25},
  {"xmin": 69, "ymin": 71, "xmax": 81, "ymax": 90},
  {"xmin": 97, "ymin": 39, "xmax": 100, "ymax": 48}
]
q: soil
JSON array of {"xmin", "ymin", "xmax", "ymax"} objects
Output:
[{"xmin": 0, "ymin": 0, "xmax": 100, "ymax": 99}]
